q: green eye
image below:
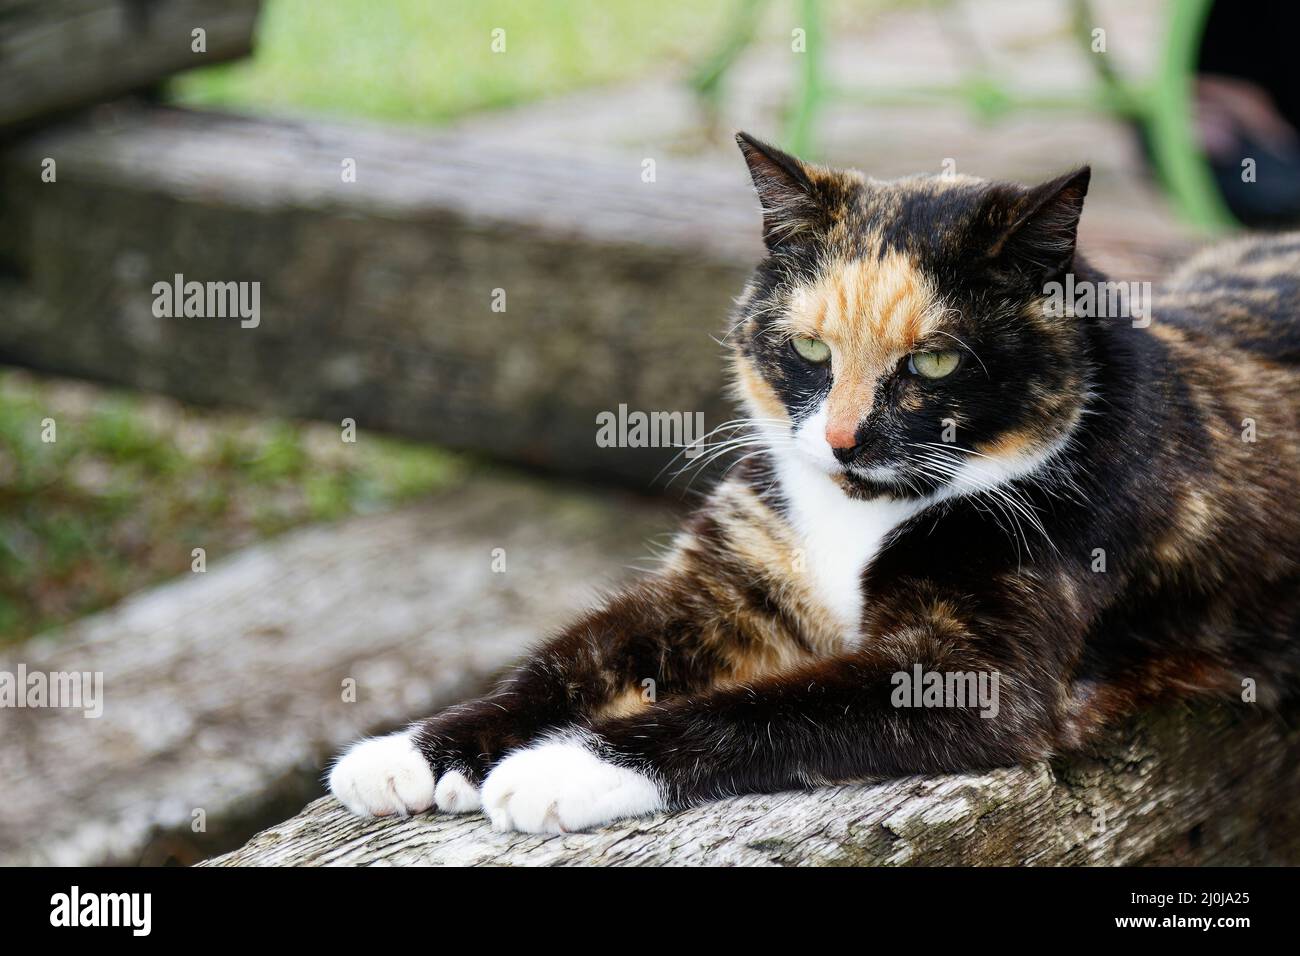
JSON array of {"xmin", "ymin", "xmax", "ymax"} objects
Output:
[
  {"xmin": 791, "ymin": 336, "xmax": 831, "ymax": 364},
  {"xmin": 908, "ymin": 349, "xmax": 961, "ymax": 379}
]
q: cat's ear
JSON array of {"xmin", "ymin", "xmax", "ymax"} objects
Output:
[
  {"xmin": 988, "ymin": 166, "xmax": 1090, "ymax": 282},
  {"xmin": 736, "ymin": 132, "xmax": 823, "ymax": 251}
]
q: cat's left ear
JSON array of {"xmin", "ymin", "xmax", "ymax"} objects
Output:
[{"xmin": 988, "ymin": 166, "xmax": 1090, "ymax": 283}]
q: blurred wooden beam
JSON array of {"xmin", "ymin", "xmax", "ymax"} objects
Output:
[
  {"xmin": 0, "ymin": 103, "xmax": 757, "ymax": 488},
  {"xmin": 0, "ymin": 0, "xmax": 262, "ymax": 131}
]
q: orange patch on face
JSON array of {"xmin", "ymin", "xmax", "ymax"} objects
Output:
[
  {"xmin": 975, "ymin": 428, "xmax": 1037, "ymax": 459},
  {"xmin": 734, "ymin": 356, "xmax": 790, "ymax": 423},
  {"xmin": 784, "ymin": 251, "xmax": 942, "ymax": 440}
]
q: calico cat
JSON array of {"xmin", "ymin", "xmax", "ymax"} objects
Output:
[{"xmin": 329, "ymin": 133, "xmax": 1300, "ymax": 833}]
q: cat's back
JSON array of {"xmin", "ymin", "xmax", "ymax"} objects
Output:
[{"xmin": 1156, "ymin": 232, "xmax": 1300, "ymax": 362}]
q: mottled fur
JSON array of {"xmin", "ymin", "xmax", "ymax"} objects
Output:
[{"xmin": 336, "ymin": 135, "xmax": 1300, "ymax": 826}]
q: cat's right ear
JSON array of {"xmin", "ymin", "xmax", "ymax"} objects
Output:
[{"xmin": 736, "ymin": 132, "xmax": 823, "ymax": 251}]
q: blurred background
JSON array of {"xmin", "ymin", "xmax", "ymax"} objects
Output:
[{"xmin": 0, "ymin": 0, "xmax": 1293, "ymax": 865}]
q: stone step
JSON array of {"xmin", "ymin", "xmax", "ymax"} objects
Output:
[{"xmin": 0, "ymin": 475, "xmax": 672, "ymax": 865}]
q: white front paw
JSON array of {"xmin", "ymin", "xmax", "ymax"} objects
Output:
[
  {"xmin": 434, "ymin": 768, "xmax": 482, "ymax": 813},
  {"xmin": 480, "ymin": 735, "xmax": 663, "ymax": 834},
  {"xmin": 328, "ymin": 731, "xmax": 436, "ymax": 818}
]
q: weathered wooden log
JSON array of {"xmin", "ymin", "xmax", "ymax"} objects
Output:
[
  {"xmin": 0, "ymin": 103, "xmax": 754, "ymax": 487},
  {"xmin": 206, "ymin": 701, "xmax": 1300, "ymax": 866},
  {"xmin": 0, "ymin": 103, "xmax": 1190, "ymax": 488},
  {"xmin": 0, "ymin": 0, "xmax": 262, "ymax": 131},
  {"xmin": 0, "ymin": 475, "xmax": 672, "ymax": 866}
]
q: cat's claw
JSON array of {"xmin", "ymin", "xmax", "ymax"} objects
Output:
[
  {"xmin": 328, "ymin": 731, "xmax": 436, "ymax": 818},
  {"xmin": 480, "ymin": 734, "xmax": 663, "ymax": 834}
]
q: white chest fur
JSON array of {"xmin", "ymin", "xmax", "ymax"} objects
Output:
[{"xmin": 776, "ymin": 454, "xmax": 926, "ymax": 642}]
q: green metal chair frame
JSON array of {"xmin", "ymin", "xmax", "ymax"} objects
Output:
[{"xmin": 692, "ymin": 0, "xmax": 1236, "ymax": 231}]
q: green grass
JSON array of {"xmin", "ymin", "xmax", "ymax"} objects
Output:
[
  {"xmin": 171, "ymin": 0, "xmax": 735, "ymax": 123},
  {"xmin": 0, "ymin": 371, "xmax": 467, "ymax": 642}
]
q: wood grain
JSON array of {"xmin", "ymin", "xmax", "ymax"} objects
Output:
[{"xmin": 206, "ymin": 701, "xmax": 1300, "ymax": 866}]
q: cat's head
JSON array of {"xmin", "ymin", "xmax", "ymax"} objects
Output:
[{"xmin": 730, "ymin": 132, "xmax": 1093, "ymax": 501}]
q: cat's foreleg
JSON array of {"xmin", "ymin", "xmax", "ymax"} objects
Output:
[
  {"xmin": 328, "ymin": 577, "xmax": 743, "ymax": 818},
  {"xmin": 480, "ymin": 630, "xmax": 1066, "ymax": 832}
]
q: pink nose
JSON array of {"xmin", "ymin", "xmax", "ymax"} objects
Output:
[{"xmin": 825, "ymin": 423, "xmax": 858, "ymax": 450}]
